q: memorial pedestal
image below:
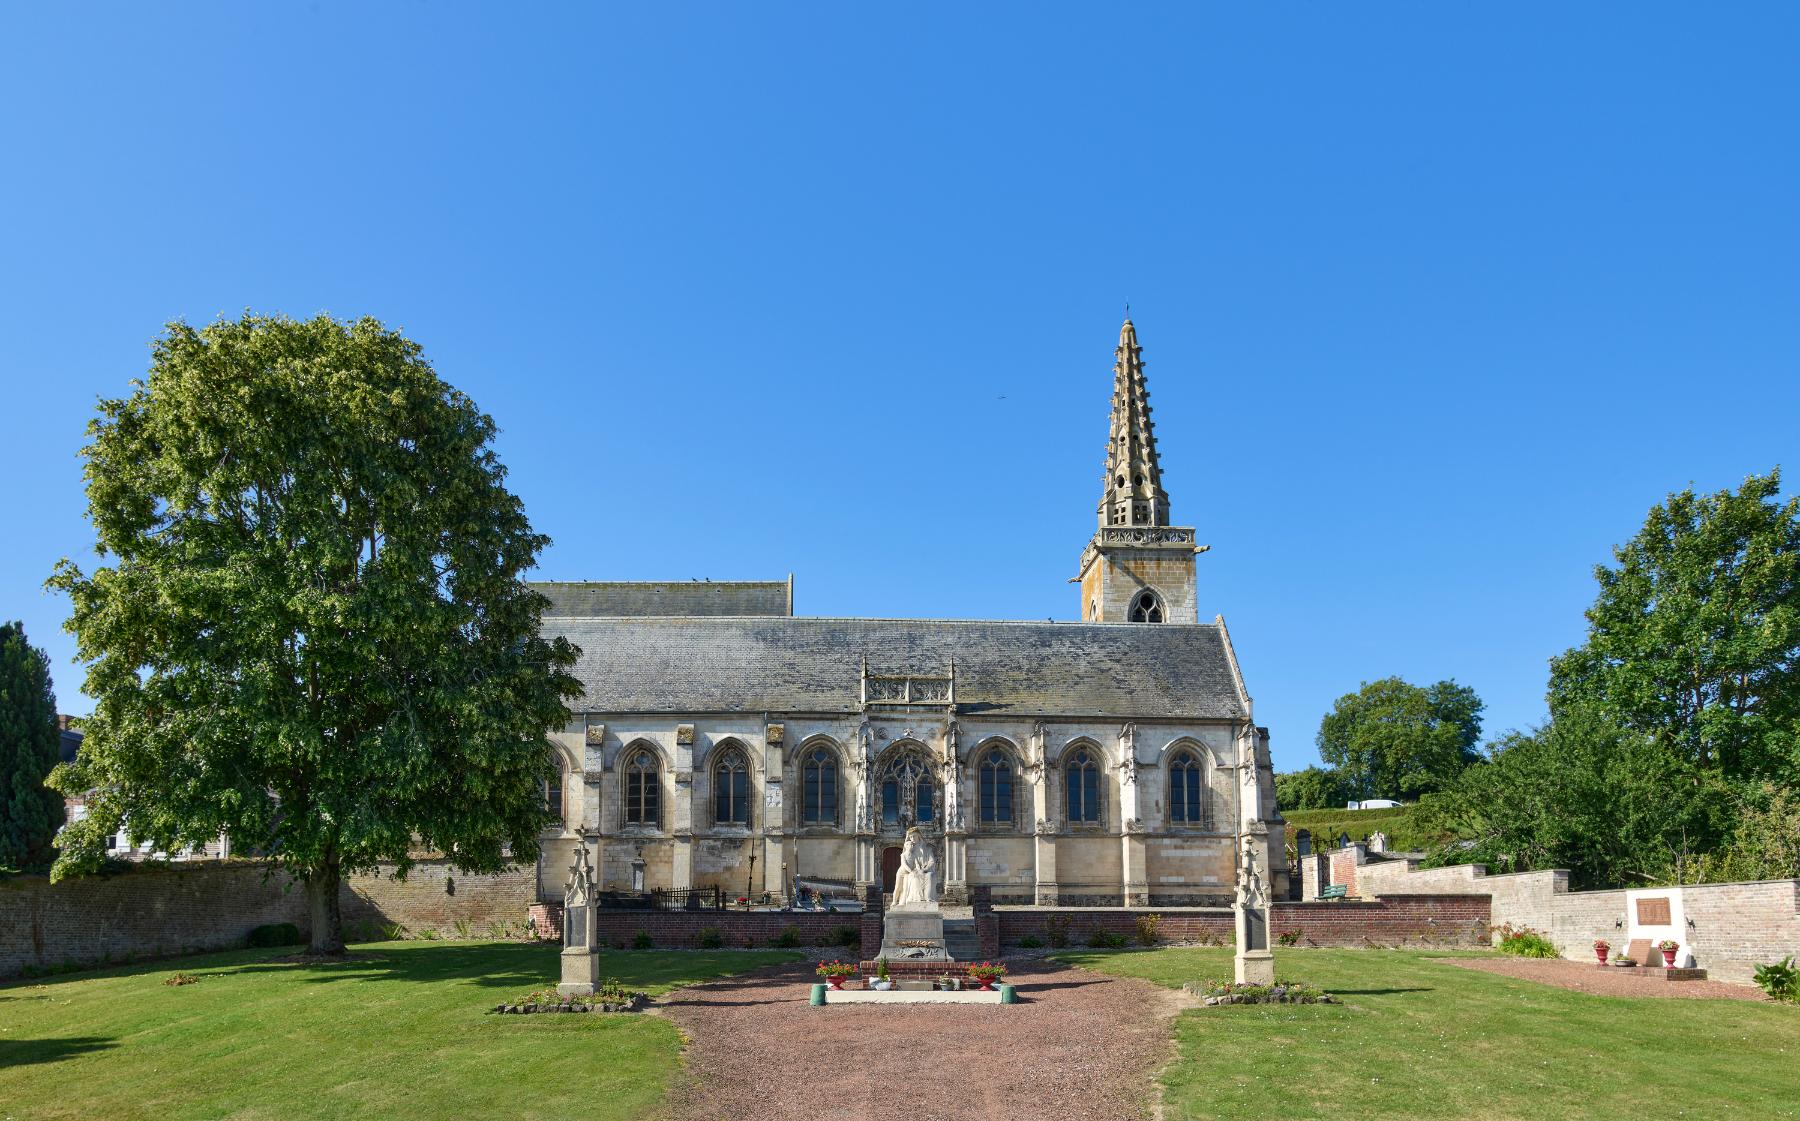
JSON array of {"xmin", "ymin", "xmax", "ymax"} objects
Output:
[{"xmin": 877, "ymin": 905, "xmax": 950, "ymax": 962}]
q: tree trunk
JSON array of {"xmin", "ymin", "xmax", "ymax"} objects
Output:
[{"xmin": 306, "ymin": 855, "xmax": 346, "ymax": 955}]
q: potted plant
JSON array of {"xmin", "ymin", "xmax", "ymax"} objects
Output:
[
  {"xmin": 870, "ymin": 958, "xmax": 894, "ymax": 991},
  {"xmin": 1658, "ymin": 939, "xmax": 1680, "ymax": 967},
  {"xmin": 966, "ymin": 961, "xmax": 1007, "ymax": 991},
  {"xmin": 1593, "ymin": 939, "xmax": 1610, "ymax": 965},
  {"xmin": 816, "ymin": 960, "xmax": 857, "ymax": 990},
  {"xmin": 1612, "ymin": 956, "xmax": 1636, "ymax": 968}
]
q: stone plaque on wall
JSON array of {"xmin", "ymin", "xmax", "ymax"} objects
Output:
[
  {"xmin": 676, "ymin": 724, "xmax": 695, "ymax": 745},
  {"xmin": 1636, "ymin": 897, "xmax": 1672, "ymax": 926}
]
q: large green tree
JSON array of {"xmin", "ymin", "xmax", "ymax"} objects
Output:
[
  {"xmin": 1316, "ymin": 677, "xmax": 1483, "ymax": 800},
  {"xmin": 49, "ymin": 314, "xmax": 579, "ymax": 953},
  {"xmin": 0, "ymin": 621, "xmax": 65, "ymax": 873},
  {"xmin": 1548, "ymin": 469, "xmax": 1800, "ymax": 783},
  {"xmin": 1415, "ymin": 705, "xmax": 1736, "ymax": 889}
]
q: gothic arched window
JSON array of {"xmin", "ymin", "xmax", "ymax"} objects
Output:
[
  {"xmin": 1129, "ymin": 590, "xmax": 1163, "ymax": 623},
  {"xmin": 625, "ymin": 748, "xmax": 661, "ymax": 827},
  {"xmin": 713, "ymin": 746, "xmax": 750, "ymax": 826},
  {"xmin": 1169, "ymin": 750, "xmax": 1207, "ymax": 826},
  {"xmin": 877, "ymin": 750, "xmax": 936, "ymax": 827},
  {"xmin": 979, "ymin": 748, "xmax": 1013, "ymax": 824},
  {"xmin": 545, "ymin": 747, "xmax": 564, "ymax": 822},
  {"xmin": 1066, "ymin": 747, "xmax": 1101, "ymax": 823},
  {"xmin": 802, "ymin": 746, "xmax": 838, "ymax": 825}
]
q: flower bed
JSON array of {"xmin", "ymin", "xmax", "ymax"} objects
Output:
[
  {"xmin": 1184, "ymin": 979, "xmax": 1338, "ymax": 1006},
  {"xmin": 492, "ymin": 982, "xmax": 646, "ymax": 1014}
]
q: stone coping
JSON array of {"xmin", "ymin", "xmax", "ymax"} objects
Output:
[{"xmin": 822, "ymin": 989, "xmax": 1004, "ymax": 1004}]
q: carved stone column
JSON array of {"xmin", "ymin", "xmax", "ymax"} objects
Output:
[
  {"xmin": 1118, "ymin": 723, "xmax": 1148, "ymax": 906},
  {"xmin": 1028, "ymin": 721, "xmax": 1057, "ymax": 904},
  {"xmin": 671, "ymin": 724, "xmax": 696, "ymax": 892},
  {"xmin": 558, "ymin": 847, "xmax": 600, "ymax": 997}
]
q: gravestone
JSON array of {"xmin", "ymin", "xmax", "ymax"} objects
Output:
[{"xmin": 559, "ymin": 846, "xmax": 601, "ymax": 997}]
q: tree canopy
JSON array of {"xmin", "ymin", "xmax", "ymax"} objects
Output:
[
  {"xmin": 1315, "ymin": 677, "xmax": 1483, "ymax": 800},
  {"xmin": 1273, "ymin": 764, "xmax": 1353, "ymax": 812},
  {"xmin": 49, "ymin": 313, "xmax": 579, "ymax": 952},
  {"xmin": 1413, "ymin": 705, "xmax": 1736, "ymax": 889},
  {"xmin": 1548, "ymin": 468, "xmax": 1800, "ymax": 783},
  {"xmin": 0, "ymin": 621, "xmax": 64, "ymax": 873}
]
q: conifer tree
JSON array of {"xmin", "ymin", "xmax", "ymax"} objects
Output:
[{"xmin": 0, "ymin": 621, "xmax": 65, "ymax": 873}]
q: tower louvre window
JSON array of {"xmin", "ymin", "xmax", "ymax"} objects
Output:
[{"xmin": 1129, "ymin": 590, "xmax": 1163, "ymax": 623}]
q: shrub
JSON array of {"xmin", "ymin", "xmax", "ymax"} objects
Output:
[
  {"xmin": 1134, "ymin": 913, "xmax": 1163, "ymax": 946},
  {"xmin": 417, "ymin": 928, "xmax": 440, "ymax": 941},
  {"xmin": 1016, "ymin": 934, "xmax": 1044, "ymax": 949},
  {"xmin": 831, "ymin": 924, "xmax": 860, "ymax": 948},
  {"xmin": 1277, "ymin": 929, "xmax": 1303, "ymax": 947},
  {"xmin": 246, "ymin": 922, "xmax": 302, "ymax": 949},
  {"xmin": 771, "ymin": 925, "xmax": 802, "ymax": 948},
  {"xmin": 697, "ymin": 926, "xmax": 724, "ymax": 949},
  {"xmin": 1044, "ymin": 914, "xmax": 1072, "ymax": 948},
  {"xmin": 1087, "ymin": 929, "xmax": 1128, "ymax": 949},
  {"xmin": 382, "ymin": 922, "xmax": 408, "ymax": 941},
  {"xmin": 1754, "ymin": 956, "xmax": 1799, "ymax": 1003},
  {"xmin": 163, "ymin": 972, "xmax": 200, "ymax": 987},
  {"xmin": 452, "ymin": 919, "xmax": 472, "ymax": 940},
  {"xmin": 632, "ymin": 930, "xmax": 654, "ymax": 950},
  {"xmin": 1494, "ymin": 923, "xmax": 1558, "ymax": 959}
]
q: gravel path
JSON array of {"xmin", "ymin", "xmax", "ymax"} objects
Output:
[
  {"xmin": 1440, "ymin": 956, "xmax": 1767, "ymax": 1000},
  {"xmin": 657, "ymin": 961, "xmax": 1187, "ymax": 1121}
]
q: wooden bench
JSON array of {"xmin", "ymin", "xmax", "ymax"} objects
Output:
[{"xmin": 1317, "ymin": 884, "xmax": 1349, "ymax": 901}]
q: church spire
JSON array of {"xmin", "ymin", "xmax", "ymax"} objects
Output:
[{"xmin": 1097, "ymin": 316, "xmax": 1171, "ymax": 529}]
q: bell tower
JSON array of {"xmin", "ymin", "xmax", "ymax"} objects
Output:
[{"xmin": 1077, "ymin": 318, "xmax": 1204, "ymax": 623}]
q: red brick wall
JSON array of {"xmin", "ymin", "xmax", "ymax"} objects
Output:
[
  {"xmin": 593, "ymin": 910, "xmax": 852, "ymax": 950},
  {"xmin": 997, "ymin": 894, "xmax": 1490, "ymax": 948}
]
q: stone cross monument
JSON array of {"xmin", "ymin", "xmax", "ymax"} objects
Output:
[
  {"xmin": 559, "ymin": 845, "xmax": 601, "ymax": 997},
  {"xmin": 1233, "ymin": 836, "xmax": 1275, "ymax": 984}
]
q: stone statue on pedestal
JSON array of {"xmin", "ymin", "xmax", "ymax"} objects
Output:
[
  {"xmin": 879, "ymin": 827, "xmax": 950, "ymax": 961},
  {"xmin": 891, "ymin": 827, "xmax": 939, "ymax": 909}
]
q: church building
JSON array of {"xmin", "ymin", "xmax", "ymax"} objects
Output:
[{"xmin": 533, "ymin": 319, "xmax": 1286, "ymax": 907}]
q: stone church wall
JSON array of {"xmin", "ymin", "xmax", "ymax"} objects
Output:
[{"xmin": 1, "ymin": 858, "xmax": 534, "ymax": 980}]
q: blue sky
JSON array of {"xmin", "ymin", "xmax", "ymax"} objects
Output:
[{"xmin": 2, "ymin": 3, "xmax": 1796, "ymax": 772}]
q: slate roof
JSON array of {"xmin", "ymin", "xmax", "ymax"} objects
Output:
[
  {"xmin": 530, "ymin": 580, "xmax": 791, "ymax": 618},
  {"xmin": 542, "ymin": 615, "xmax": 1246, "ymax": 720}
]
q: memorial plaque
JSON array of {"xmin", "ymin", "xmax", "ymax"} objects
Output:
[
  {"xmin": 566, "ymin": 904, "xmax": 588, "ymax": 949},
  {"xmin": 1246, "ymin": 908, "xmax": 1267, "ymax": 952},
  {"xmin": 1636, "ymin": 897, "xmax": 1672, "ymax": 926}
]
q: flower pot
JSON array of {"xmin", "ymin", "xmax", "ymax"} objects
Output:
[
  {"xmin": 827, "ymin": 976, "xmax": 845, "ymax": 990},
  {"xmin": 977, "ymin": 978, "xmax": 996, "ymax": 991},
  {"xmin": 1661, "ymin": 949, "xmax": 1677, "ymax": 967},
  {"xmin": 1596, "ymin": 948, "xmax": 1609, "ymax": 964}
]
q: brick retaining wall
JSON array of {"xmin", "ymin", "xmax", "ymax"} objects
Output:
[
  {"xmin": 997, "ymin": 894, "xmax": 1490, "ymax": 948},
  {"xmin": 1344, "ymin": 857, "xmax": 1800, "ymax": 984},
  {"xmin": 595, "ymin": 910, "xmax": 854, "ymax": 950},
  {"xmin": 0, "ymin": 859, "xmax": 533, "ymax": 979}
]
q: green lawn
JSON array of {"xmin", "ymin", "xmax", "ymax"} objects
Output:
[
  {"xmin": 1055, "ymin": 948, "xmax": 1800, "ymax": 1121},
  {"xmin": 0, "ymin": 941, "xmax": 799, "ymax": 1121}
]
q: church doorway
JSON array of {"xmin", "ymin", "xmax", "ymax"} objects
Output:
[{"xmin": 881, "ymin": 846, "xmax": 903, "ymax": 893}]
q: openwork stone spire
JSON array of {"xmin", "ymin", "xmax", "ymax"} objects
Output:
[{"xmin": 1097, "ymin": 318, "xmax": 1170, "ymax": 529}]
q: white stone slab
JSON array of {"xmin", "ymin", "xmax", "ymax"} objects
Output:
[{"xmin": 823, "ymin": 989, "xmax": 1005, "ymax": 1005}]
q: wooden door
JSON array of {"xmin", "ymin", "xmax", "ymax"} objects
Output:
[{"xmin": 881, "ymin": 846, "xmax": 903, "ymax": 893}]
